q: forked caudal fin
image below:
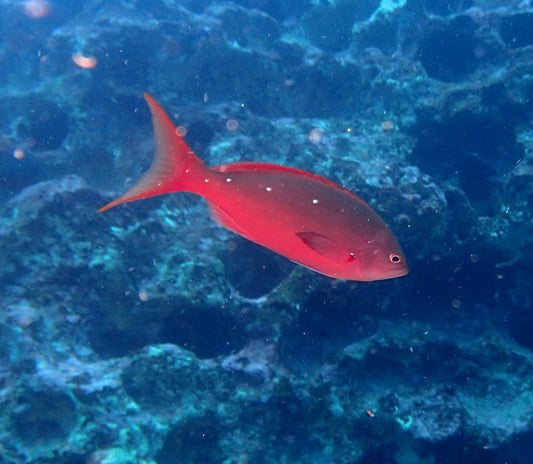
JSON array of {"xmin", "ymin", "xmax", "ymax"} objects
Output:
[{"xmin": 98, "ymin": 93, "xmax": 208, "ymax": 212}]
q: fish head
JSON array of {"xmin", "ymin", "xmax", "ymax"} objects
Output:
[
  {"xmin": 359, "ymin": 246, "xmax": 408, "ymax": 281},
  {"xmin": 346, "ymin": 229, "xmax": 408, "ymax": 281}
]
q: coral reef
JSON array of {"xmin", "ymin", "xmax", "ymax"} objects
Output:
[{"xmin": 0, "ymin": 0, "xmax": 533, "ymax": 462}]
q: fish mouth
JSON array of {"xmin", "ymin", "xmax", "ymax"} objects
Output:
[
  {"xmin": 365, "ymin": 265, "xmax": 409, "ymax": 281},
  {"xmin": 395, "ymin": 267, "xmax": 409, "ymax": 278},
  {"xmin": 387, "ymin": 265, "xmax": 409, "ymax": 279}
]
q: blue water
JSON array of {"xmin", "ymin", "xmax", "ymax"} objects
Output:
[{"xmin": 1, "ymin": 1, "xmax": 533, "ymax": 463}]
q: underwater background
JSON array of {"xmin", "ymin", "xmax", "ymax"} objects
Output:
[{"xmin": 1, "ymin": 0, "xmax": 533, "ymax": 462}]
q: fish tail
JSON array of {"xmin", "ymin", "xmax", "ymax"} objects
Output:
[{"xmin": 98, "ymin": 93, "xmax": 209, "ymax": 212}]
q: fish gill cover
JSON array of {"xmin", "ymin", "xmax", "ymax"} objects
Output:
[{"xmin": 0, "ymin": 0, "xmax": 532, "ymax": 463}]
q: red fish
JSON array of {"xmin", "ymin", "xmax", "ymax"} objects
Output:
[{"xmin": 99, "ymin": 94, "xmax": 408, "ymax": 281}]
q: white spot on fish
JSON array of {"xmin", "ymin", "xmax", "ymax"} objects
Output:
[
  {"xmin": 204, "ymin": 178, "xmax": 210, "ymax": 183},
  {"xmin": 312, "ymin": 198, "xmax": 320, "ymax": 204},
  {"xmin": 226, "ymin": 177, "xmax": 232, "ymax": 183},
  {"xmin": 266, "ymin": 186, "xmax": 273, "ymax": 192}
]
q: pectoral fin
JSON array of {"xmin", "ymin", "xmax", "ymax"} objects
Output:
[{"xmin": 295, "ymin": 231, "xmax": 350, "ymax": 263}]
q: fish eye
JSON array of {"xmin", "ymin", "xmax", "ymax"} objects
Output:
[{"xmin": 389, "ymin": 253, "xmax": 402, "ymax": 264}]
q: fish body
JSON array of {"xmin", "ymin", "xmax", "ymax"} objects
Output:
[{"xmin": 99, "ymin": 94, "xmax": 408, "ymax": 281}]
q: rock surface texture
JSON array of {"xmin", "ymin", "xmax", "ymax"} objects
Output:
[{"xmin": 0, "ymin": 0, "xmax": 533, "ymax": 463}]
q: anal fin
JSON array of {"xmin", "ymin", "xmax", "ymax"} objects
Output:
[{"xmin": 207, "ymin": 201, "xmax": 250, "ymax": 237}]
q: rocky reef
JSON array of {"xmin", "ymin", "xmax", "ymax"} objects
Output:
[{"xmin": 1, "ymin": 0, "xmax": 533, "ymax": 463}]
